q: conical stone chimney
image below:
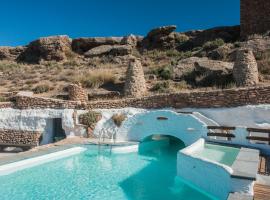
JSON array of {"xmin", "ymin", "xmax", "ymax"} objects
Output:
[{"xmin": 124, "ymin": 57, "xmax": 147, "ymax": 97}]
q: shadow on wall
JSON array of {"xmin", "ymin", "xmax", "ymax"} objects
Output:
[{"xmin": 117, "ymin": 110, "xmax": 207, "ymax": 146}]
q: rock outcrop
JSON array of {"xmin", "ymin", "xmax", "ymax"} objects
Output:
[
  {"xmin": 84, "ymin": 45, "xmax": 132, "ymax": 57},
  {"xmin": 233, "ymin": 48, "xmax": 259, "ymax": 87},
  {"xmin": 18, "ymin": 35, "xmax": 72, "ymax": 63},
  {"xmin": 174, "ymin": 57, "xmax": 234, "ymax": 87},
  {"xmin": 179, "ymin": 26, "xmax": 240, "ymax": 51},
  {"xmin": 121, "ymin": 34, "xmax": 143, "ymax": 47},
  {"xmin": 142, "ymin": 25, "xmax": 179, "ymax": 49},
  {"xmin": 68, "ymin": 83, "xmax": 88, "ymax": 102},
  {"xmin": 124, "ymin": 57, "xmax": 147, "ymax": 97},
  {"xmin": 0, "ymin": 46, "xmax": 25, "ymax": 61},
  {"xmin": 72, "ymin": 37, "xmax": 123, "ymax": 54}
]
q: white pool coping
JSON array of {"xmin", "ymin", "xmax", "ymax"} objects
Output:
[{"xmin": 0, "ymin": 147, "xmax": 87, "ymax": 176}]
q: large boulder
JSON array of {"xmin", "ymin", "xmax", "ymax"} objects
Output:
[
  {"xmin": 174, "ymin": 57, "xmax": 234, "ymax": 87},
  {"xmin": 233, "ymin": 48, "xmax": 259, "ymax": 87},
  {"xmin": 142, "ymin": 25, "xmax": 179, "ymax": 50},
  {"xmin": 72, "ymin": 37, "xmax": 123, "ymax": 54},
  {"xmin": 124, "ymin": 57, "xmax": 147, "ymax": 97},
  {"xmin": 0, "ymin": 46, "xmax": 25, "ymax": 61},
  {"xmin": 84, "ymin": 45, "xmax": 132, "ymax": 58},
  {"xmin": 18, "ymin": 35, "xmax": 72, "ymax": 63}
]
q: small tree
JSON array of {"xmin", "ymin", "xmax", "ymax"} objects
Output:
[
  {"xmin": 79, "ymin": 111, "xmax": 101, "ymax": 127},
  {"xmin": 112, "ymin": 114, "xmax": 126, "ymax": 127}
]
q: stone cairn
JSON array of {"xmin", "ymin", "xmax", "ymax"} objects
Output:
[
  {"xmin": 68, "ymin": 83, "xmax": 88, "ymax": 102},
  {"xmin": 233, "ymin": 48, "xmax": 259, "ymax": 87},
  {"xmin": 124, "ymin": 57, "xmax": 147, "ymax": 97}
]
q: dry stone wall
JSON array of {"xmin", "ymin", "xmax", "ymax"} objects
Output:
[
  {"xmin": 12, "ymin": 85, "xmax": 270, "ymax": 110},
  {"xmin": 0, "ymin": 129, "xmax": 41, "ymax": 147},
  {"xmin": 15, "ymin": 95, "xmax": 84, "ymax": 109},
  {"xmin": 241, "ymin": 0, "xmax": 270, "ymax": 37}
]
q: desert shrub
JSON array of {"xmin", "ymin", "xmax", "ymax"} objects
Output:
[
  {"xmin": 174, "ymin": 81, "xmax": 189, "ymax": 90},
  {"xmin": 0, "ymin": 96, "xmax": 6, "ymax": 102},
  {"xmin": 0, "ymin": 61, "xmax": 21, "ymax": 72},
  {"xmin": 151, "ymin": 81, "xmax": 170, "ymax": 93},
  {"xmin": 32, "ymin": 84, "xmax": 51, "ymax": 94},
  {"xmin": 153, "ymin": 67, "xmax": 173, "ymax": 80},
  {"xmin": 203, "ymin": 39, "xmax": 225, "ymax": 51},
  {"xmin": 79, "ymin": 111, "xmax": 101, "ymax": 127},
  {"xmin": 74, "ymin": 70, "xmax": 116, "ymax": 88},
  {"xmin": 111, "ymin": 113, "xmax": 126, "ymax": 127}
]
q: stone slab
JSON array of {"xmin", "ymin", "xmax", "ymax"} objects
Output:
[{"xmin": 231, "ymin": 148, "xmax": 260, "ymax": 180}]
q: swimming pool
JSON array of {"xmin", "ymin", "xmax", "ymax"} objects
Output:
[
  {"xmin": 0, "ymin": 141, "xmax": 216, "ymax": 200},
  {"xmin": 193, "ymin": 143, "xmax": 240, "ymax": 166}
]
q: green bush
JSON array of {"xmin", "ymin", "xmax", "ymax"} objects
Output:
[
  {"xmin": 203, "ymin": 39, "xmax": 225, "ymax": 51},
  {"xmin": 151, "ymin": 81, "xmax": 170, "ymax": 93},
  {"xmin": 153, "ymin": 67, "xmax": 173, "ymax": 80},
  {"xmin": 111, "ymin": 114, "xmax": 126, "ymax": 127},
  {"xmin": 32, "ymin": 84, "xmax": 51, "ymax": 94},
  {"xmin": 79, "ymin": 111, "xmax": 101, "ymax": 127}
]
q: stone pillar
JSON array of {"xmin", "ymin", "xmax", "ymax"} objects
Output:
[
  {"xmin": 233, "ymin": 48, "xmax": 259, "ymax": 87},
  {"xmin": 68, "ymin": 83, "xmax": 88, "ymax": 102},
  {"xmin": 124, "ymin": 57, "xmax": 147, "ymax": 97}
]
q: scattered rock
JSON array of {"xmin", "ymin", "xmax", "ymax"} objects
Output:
[
  {"xmin": 242, "ymin": 36, "xmax": 270, "ymax": 59},
  {"xmin": 174, "ymin": 57, "xmax": 234, "ymax": 87},
  {"xmin": 207, "ymin": 43, "xmax": 235, "ymax": 61},
  {"xmin": 18, "ymin": 35, "xmax": 72, "ymax": 63},
  {"xmin": 84, "ymin": 45, "xmax": 132, "ymax": 58},
  {"xmin": 233, "ymin": 48, "xmax": 259, "ymax": 87},
  {"xmin": 72, "ymin": 37, "xmax": 123, "ymax": 54},
  {"xmin": 124, "ymin": 57, "xmax": 147, "ymax": 97}
]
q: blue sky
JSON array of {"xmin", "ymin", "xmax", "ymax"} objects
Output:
[{"xmin": 0, "ymin": 0, "xmax": 240, "ymax": 46}]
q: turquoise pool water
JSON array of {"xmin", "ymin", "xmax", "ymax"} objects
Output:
[
  {"xmin": 0, "ymin": 141, "xmax": 216, "ymax": 200},
  {"xmin": 193, "ymin": 143, "xmax": 240, "ymax": 166}
]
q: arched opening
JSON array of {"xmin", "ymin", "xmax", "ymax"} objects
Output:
[{"xmin": 139, "ymin": 134, "xmax": 186, "ymax": 158}]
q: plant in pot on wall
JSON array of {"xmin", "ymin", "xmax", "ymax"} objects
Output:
[
  {"xmin": 79, "ymin": 111, "xmax": 102, "ymax": 138},
  {"xmin": 111, "ymin": 113, "xmax": 126, "ymax": 127}
]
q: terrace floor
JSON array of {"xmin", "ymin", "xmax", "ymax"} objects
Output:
[{"xmin": 254, "ymin": 184, "xmax": 270, "ymax": 200}]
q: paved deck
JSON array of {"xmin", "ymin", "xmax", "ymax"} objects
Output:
[{"xmin": 254, "ymin": 184, "xmax": 270, "ymax": 200}]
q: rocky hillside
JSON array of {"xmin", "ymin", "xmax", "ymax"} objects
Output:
[{"xmin": 0, "ymin": 25, "xmax": 269, "ymax": 100}]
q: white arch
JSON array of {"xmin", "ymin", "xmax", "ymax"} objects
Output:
[{"xmin": 117, "ymin": 110, "xmax": 207, "ymax": 146}]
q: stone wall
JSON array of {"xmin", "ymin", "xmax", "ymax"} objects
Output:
[
  {"xmin": 86, "ymin": 85, "xmax": 270, "ymax": 109},
  {"xmin": 12, "ymin": 85, "xmax": 270, "ymax": 110},
  {"xmin": 241, "ymin": 0, "xmax": 270, "ymax": 37},
  {"xmin": 0, "ymin": 129, "xmax": 41, "ymax": 147},
  {"xmin": 0, "ymin": 102, "xmax": 14, "ymax": 109},
  {"xmin": 15, "ymin": 95, "xmax": 84, "ymax": 109}
]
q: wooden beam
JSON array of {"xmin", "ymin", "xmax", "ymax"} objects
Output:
[
  {"xmin": 207, "ymin": 132, "xmax": 235, "ymax": 138},
  {"xmin": 207, "ymin": 126, "xmax": 236, "ymax": 130},
  {"xmin": 247, "ymin": 128, "xmax": 270, "ymax": 133},
  {"xmin": 246, "ymin": 136, "xmax": 270, "ymax": 142}
]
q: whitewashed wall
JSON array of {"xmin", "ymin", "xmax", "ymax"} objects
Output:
[{"xmin": 0, "ymin": 108, "xmax": 86, "ymax": 145}]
